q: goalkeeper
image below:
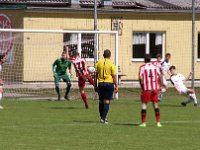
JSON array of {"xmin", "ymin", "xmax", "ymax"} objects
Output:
[{"xmin": 52, "ymin": 52, "xmax": 72, "ymax": 100}]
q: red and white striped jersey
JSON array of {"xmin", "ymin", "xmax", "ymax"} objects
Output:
[
  {"xmin": 139, "ymin": 63, "xmax": 160, "ymax": 91},
  {"xmin": 70, "ymin": 57, "xmax": 88, "ymax": 77}
]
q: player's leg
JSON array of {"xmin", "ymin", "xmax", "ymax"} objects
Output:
[
  {"xmin": 101, "ymin": 83, "xmax": 114, "ymax": 124},
  {"xmin": 63, "ymin": 74, "xmax": 71, "ymax": 100},
  {"xmin": 78, "ymin": 77, "xmax": 89, "ymax": 109},
  {"xmin": 180, "ymin": 88, "xmax": 193, "ymax": 106},
  {"xmin": 99, "ymin": 100, "xmax": 104, "ymax": 120},
  {"xmin": 181, "ymin": 98, "xmax": 193, "ymax": 106},
  {"xmin": 139, "ymin": 91, "xmax": 149, "ymax": 127},
  {"xmin": 87, "ymin": 75, "xmax": 95, "ymax": 87},
  {"xmin": 97, "ymin": 83, "xmax": 104, "ymax": 120},
  {"xmin": 0, "ymin": 80, "xmax": 3, "ymax": 109},
  {"xmin": 152, "ymin": 90, "xmax": 162, "ymax": 127},
  {"xmin": 79, "ymin": 87, "xmax": 88, "ymax": 109},
  {"xmin": 54, "ymin": 74, "xmax": 61, "ymax": 100},
  {"xmin": 187, "ymin": 89, "xmax": 198, "ymax": 107},
  {"xmin": 153, "ymin": 102, "xmax": 162, "ymax": 127},
  {"xmin": 139, "ymin": 102, "xmax": 147, "ymax": 127},
  {"xmin": 180, "ymin": 88, "xmax": 198, "ymax": 107}
]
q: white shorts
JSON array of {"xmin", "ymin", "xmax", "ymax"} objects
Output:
[
  {"xmin": 162, "ymin": 76, "xmax": 168, "ymax": 86},
  {"xmin": 179, "ymin": 87, "xmax": 188, "ymax": 95}
]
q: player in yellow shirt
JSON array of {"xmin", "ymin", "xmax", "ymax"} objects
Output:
[{"xmin": 95, "ymin": 49, "xmax": 118, "ymax": 124}]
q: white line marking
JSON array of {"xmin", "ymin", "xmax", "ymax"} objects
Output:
[{"xmin": 162, "ymin": 120, "xmax": 200, "ymax": 124}]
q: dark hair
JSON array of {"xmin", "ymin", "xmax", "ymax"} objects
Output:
[
  {"xmin": 74, "ymin": 51, "xmax": 80, "ymax": 57},
  {"xmin": 169, "ymin": 65, "xmax": 176, "ymax": 70},
  {"xmin": 103, "ymin": 49, "xmax": 111, "ymax": 58},
  {"xmin": 0, "ymin": 54, "xmax": 5, "ymax": 61},
  {"xmin": 144, "ymin": 54, "xmax": 151, "ymax": 63},
  {"xmin": 156, "ymin": 53, "xmax": 162, "ymax": 58},
  {"xmin": 165, "ymin": 53, "xmax": 171, "ymax": 58}
]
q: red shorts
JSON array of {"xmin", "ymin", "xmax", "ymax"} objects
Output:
[
  {"xmin": 141, "ymin": 90, "xmax": 159, "ymax": 103},
  {"xmin": 78, "ymin": 77, "xmax": 86, "ymax": 88}
]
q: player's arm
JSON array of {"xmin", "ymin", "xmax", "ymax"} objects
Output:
[
  {"xmin": 112, "ymin": 75, "xmax": 118, "ymax": 93},
  {"xmin": 69, "ymin": 69, "xmax": 72, "ymax": 76},
  {"xmin": 112, "ymin": 74, "xmax": 118, "ymax": 93},
  {"xmin": 158, "ymin": 69, "xmax": 162, "ymax": 82},
  {"xmin": 167, "ymin": 63, "xmax": 172, "ymax": 76},
  {"xmin": 138, "ymin": 67, "xmax": 143, "ymax": 88},
  {"xmin": 65, "ymin": 46, "xmax": 70, "ymax": 59},
  {"xmin": 186, "ymin": 72, "xmax": 192, "ymax": 80},
  {"xmin": 82, "ymin": 60, "xmax": 88, "ymax": 75},
  {"xmin": 52, "ymin": 60, "xmax": 57, "ymax": 77},
  {"xmin": 94, "ymin": 71, "xmax": 98, "ymax": 92},
  {"xmin": 139, "ymin": 76, "xmax": 143, "ymax": 88},
  {"xmin": 68, "ymin": 61, "xmax": 72, "ymax": 77},
  {"xmin": 111, "ymin": 64, "xmax": 118, "ymax": 93}
]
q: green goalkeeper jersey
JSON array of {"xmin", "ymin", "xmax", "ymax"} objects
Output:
[{"xmin": 52, "ymin": 58, "xmax": 71, "ymax": 75}]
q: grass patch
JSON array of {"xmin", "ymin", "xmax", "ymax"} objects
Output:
[{"xmin": 0, "ymin": 88, "xmax": 200, "ymax": 150}]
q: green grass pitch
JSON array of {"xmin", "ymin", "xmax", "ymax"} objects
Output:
[{"xmin": 0, "ymin": 88, "xmax": 200, "ymax": 150}]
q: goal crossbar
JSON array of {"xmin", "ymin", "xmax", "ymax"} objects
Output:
[{"xmin": 0, "ymin": 28, "xmax": 118, "ymax": 34}]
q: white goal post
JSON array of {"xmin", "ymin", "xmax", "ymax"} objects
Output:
[{"xmin": 0, "ymin": 28, "xmax": 119, "ymax": 99}]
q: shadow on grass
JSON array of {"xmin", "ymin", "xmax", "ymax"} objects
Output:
[
  {"xmin": 114, "ymin": 122, "xmax": 139, "ymax": 126},
  {"xmin": 73, "ymin": 120, "xmax": 139, "ymax": 126},
  {"xmin": 159, "ymin": 104, "xmax": 183, "ymax": 108},
  {"xmin": 50, "ymin": 106, "xmax": 78, "ymax": 109},
  {"xmin": 73, "ymin": 120, "xmax": 99, "ymax": 124}
]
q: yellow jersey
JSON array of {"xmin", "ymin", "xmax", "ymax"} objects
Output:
[{"xmin": 96, "ymin": 58, "xmax": 116, "ymax": 83}]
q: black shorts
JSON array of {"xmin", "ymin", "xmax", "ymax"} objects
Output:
[{"xmin": 98, "ymin": 82, "xmax": 114, "ymax": 101}]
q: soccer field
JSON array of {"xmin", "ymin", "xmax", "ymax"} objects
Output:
[{"xmin": 0, "ymin": 88, "xmax": 200, "ymax": 150}]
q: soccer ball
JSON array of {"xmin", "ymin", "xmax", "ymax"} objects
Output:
[{"xmin": 88, "ymin": 66, "xmax": 96, "ymax": 73}]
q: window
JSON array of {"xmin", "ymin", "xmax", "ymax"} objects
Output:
[
  {"xmin": 198, "ymin": 33, "xmax": 200, "ymax": 59},
  {"xmin": 63, "ymin": 33, "xmax": 95, "ymax": 59},
  {"xmin": 132, "ymin": 32, "xmax": 165, "ymax": 61}
]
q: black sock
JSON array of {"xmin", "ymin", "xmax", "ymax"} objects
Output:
[
  {"xmin": 154, "ymin": 108, "xmax": 160, "ymax": 122},
  {"xmin": 102, "ymin": 103, "xmax": 110, "ymax": 121},
  {"xmin": 99, "ymin": 102, "xmax": 104, "ymax": 119},
  {"xmin": 65, "ymin": 83, "xmax": 71, "ymax": 97},
  {"xmin": 55, "ymin": 86, "xmax": 60, "ymax": 97}
]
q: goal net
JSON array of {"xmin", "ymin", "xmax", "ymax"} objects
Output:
[{"xmin": 0, "ymin": 29, "xmax": 118, "ymax": 100}]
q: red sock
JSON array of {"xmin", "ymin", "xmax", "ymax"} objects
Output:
[
  {"xmin": 155, "ymin": 108, "xmax": 160, "ymax": 122},
  {"xmin": 141, "ymin": 109, "xmax": 146, "ymax": 123},
  {"xmin": 81, "ymin": 93, "xmax": 88, "ymax": 109},
  {"xmin": 88, "ymin": 77, "xmax": 94, "ymax": 86}
]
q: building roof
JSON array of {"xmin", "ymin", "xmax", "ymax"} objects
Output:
[
  {"xmin": 0, "ymin": 0, "xmax": 70, "ymax": 6},
  {"xmin": 112, "ymin": 0, "xmax": 197, "ymax": 9},
  {"xmin": 79, "ymin": 0, "xmax": 102, "ymax": 7},
  {"xmin": 0, "ymin": 0, "xmax": 200, "ymax": 12}
]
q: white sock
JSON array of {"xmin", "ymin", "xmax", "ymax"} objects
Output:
[
  {"xmin": 0, "ymin": 93, "xmax": 2, "ymax": 106},
  {"xmin": 190, "ymin": 93, "xmax": 198, "ymax": 104},
  {"xmin": 0, "ymin": 93, "xmax": 2, "ymax": 101}
]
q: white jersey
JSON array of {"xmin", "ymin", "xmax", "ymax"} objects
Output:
[
  {"xmin": 170, "ymin": 73, "xmax": 188, "ymax": 93},
  {"xmin": 0, "ymin": 64, "xmax": 2, "ymax": 72},
  {"xmin": 161, "ymin": 60, "xmax": 170, "ymax": 75}
]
